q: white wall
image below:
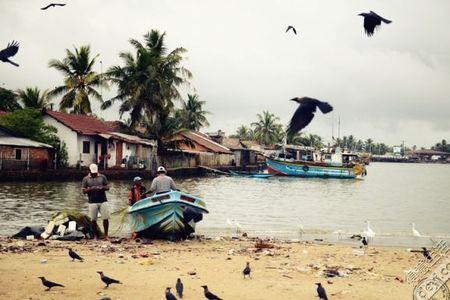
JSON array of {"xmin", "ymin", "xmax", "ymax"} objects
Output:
[
  {"xmin": 77, "ymin": 135, "xmax": 97, "ymax": 166},
  {"xmin": 43, "ymin": 115, "xmax": 78, "ymax": 166}
]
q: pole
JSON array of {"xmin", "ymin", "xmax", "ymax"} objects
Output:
[{"xmin": 338, "ymin": 116, "xmax": 341, "ymax": 140}]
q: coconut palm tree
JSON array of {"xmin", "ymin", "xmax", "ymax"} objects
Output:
[
  {"xmin": 178, "ymin": 94, "xmax": 209, "ymax": 131},
  {"xmin": 48, "ymin": 45, "xmax": 105, "ymax": 114},
  {"xmin": 365, "ymin": 138, "xmax": 374, "ymax": 153},
  {"xmin": 234, "ymin": 125, "xmax": 253, "ymax": 140},
  {"xmin": 291, "ymin": 133, "xmax": 323, "ymax": 149},
  {"xmin": 0, "ymin": 87, "xmax": 20, "ymax": 111},
  {"xmin": 17, "ymin": 87, "xmax": 51, "ymax": 109},
  {"xmin": 251, "ymin": 111, "xmax": 284, "ymax": 146},
  {"xmin": 103, "ymin": 30, "xmax": 192, "ymax": 128}
]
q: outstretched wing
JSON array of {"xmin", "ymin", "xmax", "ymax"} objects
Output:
[
  {"xmin": 287, "ymin": 100, "xmax": 316, "ymax": 137},
  {"xmin": 363, "ymin": 17, "xmax": 378, "ymax": 36},
  {"xmin": 0, "ymin": 41, "xmax": 19, "ymax": 58},
  {"xmin": 286, "ymin": 26, "xmax": 291, "ymax": 33},
  {"xmin": 292, "ymin": 27, "xmax": 297, "ymax": 35},
  {"xmin": 41, "ymin": 4, "xmax": 52, "ymax": 10},
  {"xmin": 316, "ymin": 100, "xmax": 333, "ymax": 114},
  {"xmin": 370, "ymin": 11, "xmax": 392, "ymax": 24}
]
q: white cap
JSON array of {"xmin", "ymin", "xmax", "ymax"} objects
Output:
[
  {"xmin": 134, "ymin": 176, "xmax": 143, "ymax": 182},
  {"xmin": 157, "ymin": 166, "xmax": 166, "ymax": 173},
  {"xmin": 89, "ymin": 163, "xmax": 98, "ymax": 174}
]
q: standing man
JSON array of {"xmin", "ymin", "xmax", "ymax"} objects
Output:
[
  {"xmin": 82, "ymin": 163, "xmax": 110, "ymax": 240},
  {"xmin": 149, "ymin": 166, "xmax": 178, "ymax": 195}
]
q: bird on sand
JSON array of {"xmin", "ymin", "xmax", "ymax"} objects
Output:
[
  {"xmin": 243, "ymin": 262, "xmax": 251, "ymax": 279},
  {"xmin": 286, "ymin": 26, "xmax": 297, "ymax": 35},
  {"xmin": 362, "ymin": 236, "xmax": 368, "ymax": 247},
  {"xmin": 97, "ymin": 271, "xmax": 122, "ymax": 288},
  {"xmin": 68, "ymin": 248, "xmax": 83, "ymax": 262},
  {"xmin": 421, "ymin": 247, "xmax": 432, "ymax": 261},
  {"xmin": 316, "ymin": 282, "xmax": 328, "ymax": 300},
  {"xmin": 176, "ymin": 278, "xmax": 184, "ymax": 298},
  {"xmin": 0, "ymin": 41, "xmax": 20, "ymax": 67},
  {"xmin": 166, "ymin": 287, "xmax": 178, "ymax": 300},
  {"xmin": 201, "ymin": 285, "xmax": 223, "ymax": 300},
  {"xmin": 38, "ymin": 277, "xmax": 64, "ymax": 291},
  {"xmin": 41, "ymin": 3, "xmax": 66, "ymax": 10},
  {"xmin": 363, "ymin": 220, "xmax": 375, "ymax": 239},
  {"xmin": 287, "ymin": 97, "xmax": 333, "ymax": 138},
  {"xmin": 358, "ymin": 11, "xmax": 392, "ymax": 37}
]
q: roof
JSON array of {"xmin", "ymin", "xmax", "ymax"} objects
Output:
[
  {"xmin": 221, "ymin": 137, "xmax": 259, "ymax": 151},
  {"xmin": 0, "ymin": 126, "xmax": 52, "ymax": 148},
  {"xmin": 110, "ymin": 132, "xmax": 156, "ymax": 147},
  {"xmin": 45, "ymin": 110, "xmax": 111, "ymax": 135},
  {"xmin": 175, "ymin": 131, "xmax": 232, "ymax": 154}
]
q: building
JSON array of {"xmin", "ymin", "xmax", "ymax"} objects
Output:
[
  {"xmin": 221, "ymin": 137, "xmax": 260, "ymax": 167},
  {"xmin": 43, "ymin": 110, "xmax": 157, "ymax": 170},
  {"xmin": 410, "ymin": 149, "xmax": 450, "ymax": 161},
  {"xmin": 0, "ymin": 125, "xmax": 53, "ymax": 171}
]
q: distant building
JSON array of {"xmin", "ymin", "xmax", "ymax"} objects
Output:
[
  {"xmin": 0, "ymin": 125, "xmax": 53, "ymax": 171},
  {"xmin": 221, "ymin": 137, "xmax": 260, "ymax": 167},
  {"xmin": 392, "ymin": 146, "xmax": 402, "ymax": 156},
  {"xmin": 411, "ymin": 149, "xmax": 449, "ymax": 161}
]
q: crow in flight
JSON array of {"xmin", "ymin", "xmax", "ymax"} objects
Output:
[
  {"xmin": 0, "ymin": 41, "xmax": 19, "ymax": 67},
  {"xmin": 38, "ymin": 277, "xmax": 64, "ymax": 291},
  {"xmin": 286, "ymin": 26, "xmax": 297, "ymax": 35},
  {"xmin": 41, "ymin": 3, "xmax": 66, "ymax": 10},
  {"xmin": 358, "ymin": 11, "xmax": 392, "ymax": 36}
]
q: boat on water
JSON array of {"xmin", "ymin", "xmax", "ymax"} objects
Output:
[
  {"xmin": 266, "ymin": 145, "xmax": 367, "ymax": 179},
  {"xmin": 229, "ymin": 170, "xmax": 275, "ymax": 178},
  {"xmin": 128, "ymin": 191, "xmax": 208, "ymax": 240}
]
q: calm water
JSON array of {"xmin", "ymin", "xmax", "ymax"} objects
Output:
[{"xmin": 0, "ymin": 163, "xmax": 449, "ymax": 246}]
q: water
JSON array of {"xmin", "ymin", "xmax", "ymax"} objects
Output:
[{"xmin": 0, "ymin": 163, "xmax": 449, "ymax": 247}]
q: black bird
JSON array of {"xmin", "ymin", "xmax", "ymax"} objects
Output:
[
  {"xmin": 201, "ymin": 285, "xmax": 223, "ymax": 300},
  {"xmin": 287, "ymin": 97, "xmax": 333, "ymax": 138},
  {"xmin": 166, "ymin": 287, "xmax": 178, "ymax": 300},
  {"xmin": 176, "ymin": 278, "xmax": 183, "ymax": 298},
  {"xmin": 68, "ymin": 248, "xmax": 83, "ymax": 262},
  {"xmin": 422, "ymin": 247, "xmax": 432, "ymax": 261},
  {"xmin": 0, "ymin": 41, "xmax": 19, "ymax": 67},
  {"xmin": 243, "ymin": 262, "xmax": 251, "ymax": 279},
  {"xmin": 286, "ymin": 26, "xmax": 297, "ymax": 35},
  {"xmin": 38, "ymin": 277, "xmax": 64, "ymax": 291},
  {"xmin": 316, "ymin": 282, "xmax": 328, "ymax": 300},
  {"xmin": 41, "ymin": 3, "xmax": 66, "ymax": 10},
  {"xmin": 97, "ymin": 271, "xmax": 122, "ymax": 288},
  {"xmin": 362, "ymin": 236, "xmax": 368, "ymax": 247},
  {"xmin": 358, "ymin": 11, "xmax": 392, "ymax": 37}
]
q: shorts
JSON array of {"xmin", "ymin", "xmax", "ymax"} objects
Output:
[{"xmin": 88, "ymin": 202, "xmax": 110, "ymax": 221}]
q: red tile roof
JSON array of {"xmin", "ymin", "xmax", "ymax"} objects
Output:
[
  {"xmin": 45, "ymin": 110, "xmax": 111, "ymax": 135},
  {"xmin": 180, "ymin": 131, "xmax": 232, "ymax": 154}
]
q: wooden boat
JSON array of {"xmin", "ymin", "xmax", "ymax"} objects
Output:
[
  {"xmin": 229, "ymin": 170, "xmax": 275, "ymax": 178},
  {"xmin": 128, "ymin": 191, "xmax": 208, "ymax": 240}
]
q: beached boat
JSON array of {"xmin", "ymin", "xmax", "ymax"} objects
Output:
[
  {"xmin": 128, "ymin": 191, "xmax": 208, "ymax": 240},
  {"xmin": 229, "ymin": 170, "xmax": 275, "ymax": 178},
  {"xmin": 266, "ymin": 146, "xmax": 367, "ymax": 179}
]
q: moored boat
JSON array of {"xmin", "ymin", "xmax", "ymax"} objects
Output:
[
  {"xmin": 128, "ymin": 191, "xmax": 208, "ymax": 240},
  {"xmin": 229, "ymin": 170, "xmax": 275, "ymax": 178}
]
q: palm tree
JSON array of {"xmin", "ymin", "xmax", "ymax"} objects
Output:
[
  {"xmin": 251, "ymin": 111, "xmax": 284, "ymax": 146},
  {"xmin": 365, "ymin": 138, "xmax": 374, "ymax": 153},
  {"xmin": 234, "ymin": 125, "xmax": 253, "ymax": 140},
  {"xmin": 0, "ymin": 87, "xmax": 21, "ymax": 111},
  {"xmin": 103, "ymin": 30, "xmax": 192, "ymax": 128},
  {"xmin": 17, "ymin": 87, "xmax": 50, "ymax": 109},
  {"xmin": 291, "ymin": 133, "xmax": 323, "ymax": 149},
  {"xmin": 178, "ymin": 94, "xmax": 209, "ymax": 131},
  {"xmin": 48, "ymin": 45, "xmax": 105, "ymax": 114}
]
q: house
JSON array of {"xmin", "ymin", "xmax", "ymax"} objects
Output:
[
  {"xmin": 410, "ymin": 149, "xmax": 450, "ymax": 161},
  {"xmin": 0, "ymin": 125, "xmax": 53, "ymax": 171},
  {"xmin": 42, "ymin": 110, "xmax": 157, "ymax": 170},
  {"xmin": 221, "ymin": 137, "xmax": 260, "ymax": 167}
]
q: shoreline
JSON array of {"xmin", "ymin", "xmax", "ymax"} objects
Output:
[{"xmin": 0, "ymin": 236, "xmax": 419, "ymax": 299}]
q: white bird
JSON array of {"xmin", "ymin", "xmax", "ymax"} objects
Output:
[
  {"xmin": 333, "ymin": 229, "xmax": 344, "ymax": 240},
  {"xmin": 298, "ymin": 219, "xmax": 305, "ymax": 239},
  {"xmin": 363, "ymin": 221, "xmax": 375, "ymax": 241},
  {"xmin": 411, "ymin": 223, "xmax": 422, "ymax": 237},
  {"xmin": 227, "ymin": 218, "xmax": 242, "ymax": 237}
]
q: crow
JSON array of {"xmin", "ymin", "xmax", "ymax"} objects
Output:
[
  {"xmin": 286, "ymin": 26, "xmax": 297, "ymax": 35},
  {"xmin": 422, "ymin": 247, "xmax": 432, "ymax": 261},
  {"xmin": 316, "ymin": 282, "xmax": 328, "ymax": 300},
  {"xmin": 41, "ymin": 3, "xmax": 66, "ymax": 10},
  {"xmin": 68, "ymin": 248, "xmax": 83, "ymax": 262},
  {"xmin": 166, "ymin": 287, "xmax": 178, "ymax": 300},
  {"xmin": 38, "ymin": 277, "xmax": 64, "ymax": 291},
  {"xmin": 243, "ymin": 262, "xmax": 251, "ymax": 279},
  {"xmin": 287, "ymin": 97, "xmax": 333, "ymax": 138},
  {"xmin": 362, "ymin": 236, "xmax": 368, "ymax": 247},
  {"xmin": 358, "ymin": 11, "xmax": 392, "ymax": 37},
  {"xmin": 0, "ymin": 41, "xmax": 19, "ymax": 67},
  {"xmin": 201, "ymin": 285, "xmax": 223, "ymax": 300},
  {"xmin": 97, "ymin": 271, "xmax": 122, "ymax": 288},
  {"xmin": 176, "ymin": 278, "xmax": 183, "ymax": 298}
]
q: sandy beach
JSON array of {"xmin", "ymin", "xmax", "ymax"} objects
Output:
[{"xmin": 0, "ymin": 237, "xmax": 419, "ymax": 300}]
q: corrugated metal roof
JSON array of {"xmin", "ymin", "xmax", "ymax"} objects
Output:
[
  {"xmin": 110, "ymin": 132, "xmax": 156, "ymax": 146},
  {"xmin": 0, "ymin": 136, "xmax": 52, "ymax": 148},
  {"xmin": 180, "ymin": 131, "xmax": 232, "ymax": 154}
]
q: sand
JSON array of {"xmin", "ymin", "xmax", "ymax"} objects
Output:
[{"xmin": 0, "ymin": 237, "xmax": 419, "ymax": 300}]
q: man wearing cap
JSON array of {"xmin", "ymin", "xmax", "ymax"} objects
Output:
[
  {"xmin": 149, "ymin": 166, "xmax": 178, "ymax": 195},
  {"xmin": 82, "ymin": 163, "xmax": 110, "ymax": 240},
  {"xmin": 128, "ymin": 176, "xmax": 147, "ymax": 206}
]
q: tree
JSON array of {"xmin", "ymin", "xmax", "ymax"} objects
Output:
[
  {"xmin": 103, "ymin": 30, "xmax": 192, "ymax": 129},
  {"xmin": 178, "ymin": 94, "xmax": 209, "ymax": 131},
  {"xmin": 17, "ymin": 87, "xmax": 51, "ymax": 109},
  {"xmin": 0, "ymin": 87, "xmax": 20, "ymax": 111},
  {"xmin": 48, "ymin": 45, "xmax": 106, "ymax": 114},
  {"xmin": 290, "ymin": 133, "xmax": 323, "ymax": 149},
  {"xmin": 365, "ymin": 138, "xmax": 374, "ymax": 153},
  {"xmin": 231, "ymin": 125, "xmax": 253, "ymax": 140},
  {"xmin": 251, "ymin": 111, "xmax": 284, "ymax": 146}
]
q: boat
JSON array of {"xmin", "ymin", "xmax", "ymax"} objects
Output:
[
  {"xmin": 128, "ymin": 191, "xmax": 209, "ymax": 240},
  {"xmin": 229, "ymin": 170, "xmax": 275, "ymax": 178},
  {"xmin": 266, "ymin": 145, "xmax": 367, "ymax": 179}
]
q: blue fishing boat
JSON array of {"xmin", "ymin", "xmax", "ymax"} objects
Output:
[
  {"xmin": 229, "ymin": 170, "xmax": 274, "ymax": 178},
  {"xmin": 128, "ymin": 191, "xmax": 208, "ymax": 240}
]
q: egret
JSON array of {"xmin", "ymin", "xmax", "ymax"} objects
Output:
[{"xmin": 411, "ymin": 223, "xmax": 422, "ymax": 237}]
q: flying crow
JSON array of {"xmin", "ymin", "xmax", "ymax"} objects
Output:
[
  {"xmin": 97, "ymin": 271, "xmax": 122, "ymax": 288},
  {"xmin": 201, "ymin": 285, "xmax": 223, "ymax": 300},
  {"xmin": 358, "ymin": 11, "xmax": 392, "ymax": 36},
  {"xmin": 41, "ymin": 3, "xmax": 66, "ymax": 10},
  {"xmin": 0, "ymin": 41, "xmax": 19, "ymax": 67},
  {"xmin": 286, "ymin": 26, "xmax": 297, "ymax": 35},
  {"xmin": 38, "ymin": 277, "xmax": 64, "ymax": 291}
]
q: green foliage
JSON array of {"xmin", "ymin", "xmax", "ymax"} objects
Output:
[
  {"xmin": 231, "ymin": 125, "xmax": 254, "ymax": 140},
  {"xmin": 17, "ymin": 87, "xmax": 50, "ymax": 109},
  {"xmin": 251, "ymin": 111, "xmax": 285, "ymax": 146},
  {"xmin": 432, "ymin": 139, "xmax": 450, "ymax": 153},
  {"xmin": 290, "ymin": 133, "xmax": 324, "ymax": 149},
  {"xmin": 178, "ymin": 94, "xmax": 209, "ymax": 131},
  {"xmin": 0, "ymin": 87, "xmax": 21, "ymax": 111}
]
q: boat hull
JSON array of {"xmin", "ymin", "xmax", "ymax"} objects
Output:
[
  {"xmin": 267, "ymin": 158, "xmax": 364, "ymax": 179},
  {"xmin": 128, "ymin": 191, "xmax": 208, "ymax": 240}
]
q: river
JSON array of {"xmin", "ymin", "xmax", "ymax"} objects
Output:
[{"xmin": 0, "ymin": 163, "xmax": 449, "ymax": 247}]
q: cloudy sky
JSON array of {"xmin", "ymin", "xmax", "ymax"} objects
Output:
[{"xmin": 1, "ymin": 0, "xmax": 450, "ymax": 147}]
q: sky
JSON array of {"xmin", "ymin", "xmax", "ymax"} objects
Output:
[{"xmin": 1, "ymin": 0, "xmax": 450, "ymax": 148}]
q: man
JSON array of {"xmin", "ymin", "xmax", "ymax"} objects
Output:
[
  {"xmin": 82, "ymin": 163, "xmax": 110, "ymax": 240},
  {"xmin": 149, "ymin": 166, "xmax": 177, "ymax": 195},
  {"xmin": 128, "ymin": 176, "xmax": 147, "ymax": 205}
]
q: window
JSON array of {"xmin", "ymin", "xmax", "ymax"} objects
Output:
[
  {"xmin": 82, "ymin": 141, "xmax": 90, "ymax": 154},
  {"xmin": 15, "ymin": 149, "xmax": 22, "ymax": 160}
]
